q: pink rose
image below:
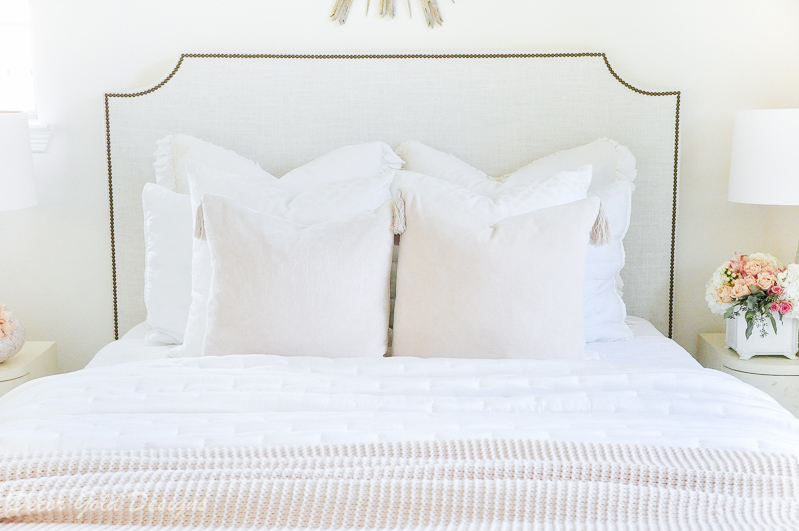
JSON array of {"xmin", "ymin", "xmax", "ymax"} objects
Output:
[
  {"xmin": 743, "ymin": 260, "xmax": 762, "ymax": 276},
  {"xmin": 0, "ymin": 321, "xmax": 12, "ymax": 339},
  {"xmin": 780, "ymin": 301, "xmax": 793, "ymax": 315},
  {"xmin": 731, "ymin": 282, "xmax": 750, "ymax": 299},
  {"xmin": 717, "ymin": 285, "xmax": 733, "ymax": 303},
  {"xmin": 757, "ymin": 273, "xmax": 776, "ymax": 291},
  {"xmin": 771, "ymin": 302, "xmax": 781, "ymax": 313},
  {"xmin": 770, "ymin": 285, "xmax": 784, "ymax": 296},
  {"xmin": 0, "ymin": 304, "xmax": 13, "ymax": 340},
  {"xmin": 742, "ymin": 275, "xmax": 757, "ymax": 288}
]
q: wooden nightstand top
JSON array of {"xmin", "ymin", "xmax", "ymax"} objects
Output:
[
  {"xmin": 698, "ymin": 333, "xmax": 799, "ymax": 376},
  {"xmin": 0, "ymin": 341, "xmax": 57, "ymax": 382}
]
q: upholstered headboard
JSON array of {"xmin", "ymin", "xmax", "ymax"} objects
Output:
[{"xmin": 105, "ymin": 53, "xmax": 680, "ymax": 339}]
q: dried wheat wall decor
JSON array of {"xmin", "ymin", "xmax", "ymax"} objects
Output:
[{"xmin": 330, "ymin": 0, "xmax": 451, "ymax": 27}]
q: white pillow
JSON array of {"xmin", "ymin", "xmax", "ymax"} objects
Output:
[
  {"xmin": 395, "ymin": 139, "xmax": 636, "ymax": 342},
  {"xmin": 154, "ymin": 134, "xmax": 403, "ymax": 194},
  {"xmin": 172, "ymin": 163, "xmax": 395, "ymax": 358},
  {"xmin": 392, "ymin": 191, "xmax": 602, "ymax": 359},
  {"xmin": 202, "ymin": 194, "xmax": 394, "ymax": 358},
  {"xmin": 151, "ymin": 137, "xmax": 403, "ymax": 350},
  {"xmin": 272, "ymin": 142, "xmax": 406, "ymax": 195},
  {"xmin": 142, "ymin": 183, "xmax": 193, "ymax": 345},
  {"xmin": 385, "ymin": 167, "xmax": 592, "ymax": 337},
  {"xmin": 390, "ymin": 167, "xmax": 592, "ymax": 216},
  {"xmin": 155, "ymin": 134, "xmax": 275, "ymax": 194}
]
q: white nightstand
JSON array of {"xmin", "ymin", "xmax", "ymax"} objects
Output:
[
  {"xmin": 697, "ymin": 333, "xmax": 799, "ymax": 417},
  {"xmin": 0, "ymin": 341, "xmax": 57, "ymax": 398}
]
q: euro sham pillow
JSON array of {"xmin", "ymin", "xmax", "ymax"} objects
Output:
[
  {"xmin": 141, "ymin": 183, "xmax": 193, "ymax": 345},
  {"xmin": 154, "ymin": 134, "xmax": 403, "ymax": 194},
  {"xmin": 392, "ymin": 191, "xmax": 603, "ymax": 360},
  {"xmin": 171, "ymin": 162, "xmax": 395, "ymax": 358},
  {"xmin": 395, "ymin": 139, "xmax": 636, "ymax": 342},
  {"xmin": 154, "ymin": 134, "xmax": 275, "ymax": 194},
  {"xmin": 201, "ymin": 194, "xmax": 394, "ymax": 358}
]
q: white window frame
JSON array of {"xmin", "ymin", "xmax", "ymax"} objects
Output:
[{"xmin": 1, "ymin": 0, "xmax": 50, "ymax": 152}]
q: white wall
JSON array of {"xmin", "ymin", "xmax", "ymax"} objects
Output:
[{"xmin": 6, "ymin": 0, "xmax": 799, "ymax": 371}]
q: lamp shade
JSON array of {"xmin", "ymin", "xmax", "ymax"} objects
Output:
[
  {"xmin": 728, "ymin": 109, "xmax": 799, "ymax": 205},
  {"xmin": 0, "ymin": 111, "xmax": 37, "ymax": 211}
]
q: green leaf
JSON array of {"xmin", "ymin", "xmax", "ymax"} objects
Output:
[
  {"xmin": 745, "ymin": 317, "xmax": 755, "ymax": 340},
  {"xmin": 769, "ymin": 311, "xmax": 778, "ymax": 334},
  {"xmin": 724, "ymin": 307, "xmax": 736, "ymax": 319}
]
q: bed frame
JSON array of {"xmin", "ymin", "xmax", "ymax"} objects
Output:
[{"xmin": 105, "ymin": 53, "xmax": 680, "ymax": 340}]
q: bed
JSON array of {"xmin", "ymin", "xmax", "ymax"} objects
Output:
[{"xmin": 2, "ymin": 54, "xmax": 799, "ymax": 529}]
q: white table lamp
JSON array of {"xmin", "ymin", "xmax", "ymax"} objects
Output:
[
  {"xmin": 0, "ymin": 111, "xmax": 37, "ymax": 211},
  {"xmin": 728, "ymin": 109, "xmax": 799, "ymax": 260}
]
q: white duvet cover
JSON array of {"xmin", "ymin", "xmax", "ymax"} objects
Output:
[
  {"xmin": 2, "ymin": 348, "xmax": 798, "ymax": 455},
  {"xmin": 85, "ymin": 316, "xmax": 699, "ymax": 369}
]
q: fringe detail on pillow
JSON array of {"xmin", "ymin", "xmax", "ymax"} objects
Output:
[
  {"xmin": 393, "ymin": 142, "xmax": 411, "ymax": 167},
  {"xmin": 382, "ymin": 142, "xmax": 406, "ymax": 170},
  {"xmin": 590, "ymin": 201, "xmax": 612, "ymax": 246},
  {"xmin": 392, "ymin": 191, "xmax": 406, "ymax": 235},
  {"xmin": 194, "ymin": 203, "xmax": 206, "ymax": 240},
  {"xmin": 600, "ymin": 137, "xmax": 638, "ymax": 183},
  {"xmin": 153, "ymin": 135, "xmax": 176, "ymax": 190}
]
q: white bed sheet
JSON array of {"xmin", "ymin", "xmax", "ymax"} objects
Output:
[
  {"xmin": 85, "ymin": 322, "xmax": 173, "ymax": 369},
  {"xmin": 86, "ymin": 316, "xmax": 700, "ymax": 369}
]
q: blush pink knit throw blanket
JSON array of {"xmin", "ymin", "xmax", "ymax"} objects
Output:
[{"xmin": 1, "ymin": 439, "xmax": 798, "ymax": 529}]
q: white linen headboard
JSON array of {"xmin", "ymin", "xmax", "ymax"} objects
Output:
[{"xmin": 105, "ymin": 53, "xmax": 680, "ymax": 340}]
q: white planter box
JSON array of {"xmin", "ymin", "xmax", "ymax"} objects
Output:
[{"xmin": 725, "ymin": 313, "xmax": 799, "ymax": 360}]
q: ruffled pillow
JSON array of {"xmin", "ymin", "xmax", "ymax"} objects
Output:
[{"xmin": 395, "ymin": 139, "xmax": 636, "ymax": 342}]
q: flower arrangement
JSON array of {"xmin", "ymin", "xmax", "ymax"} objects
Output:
[
  {"xmin": 706, "ymin": 253, "xmax": 799, "ymax": 339},
  {"xmin": 0, "ymin": 304, "xmax": 14, "ymax": 340},
  {"xmin": 0, "ymin": 303, "xmax": 25, "ymax": 363}
]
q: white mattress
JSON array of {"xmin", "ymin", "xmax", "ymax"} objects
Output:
[
  {"xmin": 86, "ymin": 316, "xmax": 700, "ymax": 369},
  {"xmin": 2, "ymin": 322, "xmax": 798, "ymax": 455}
]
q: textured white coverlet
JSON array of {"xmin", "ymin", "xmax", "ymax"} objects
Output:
[
  {"xmin": 1, "ymin": 355, "xmax": 798, "ymax": 454},
  {"xmin": 2, "ymin": 439, "xmax": 798, "ymax": 528}
]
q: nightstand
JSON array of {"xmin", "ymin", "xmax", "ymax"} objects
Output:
[
  {"xmin": 0, "ymin": 341, "xmax": 57, "ymax": 398},
  {"xmin": 696, "ymin": 333, "xmax": 799, "ymax": 417}
]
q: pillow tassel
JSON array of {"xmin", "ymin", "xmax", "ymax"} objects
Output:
[
  {"xmin": 194, "ymin": 203, "xmax": 206, "ymax": 240},
  {"xmin": 590, "ymin": 201, "xmax": 612, "ymax": 246},
  {"xmin": 392, "ymin": 191, "xmax": 406, "ymax": 235}
]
